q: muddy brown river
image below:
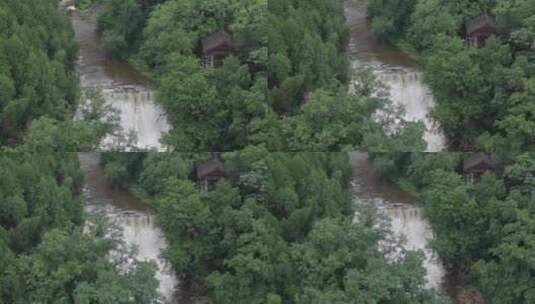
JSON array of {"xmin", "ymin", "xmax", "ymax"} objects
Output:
[
  {"xmin": 71, "ymin": 1, "xmax": 447, "ymax": 301},
  {"xmin": 72, "ymin": 8, "xmax": 169, "ymax": 150},
  {"xmin": 79, "ymin": 153, "xmax": 180, "ymax": 303},
  {"xmin": 79, "ymin": 151, "xmax": 446, "ymax": 302},
  {"xmin": 346, "ymin": 2, "xmax": 447, "ymax": 290},
  {"xmin": 71, "ymin": 5, "xmax": 176, "ymax": 300},
  {"xmin": 345, "ymin": 0, "xmax": 445, "ymax": 152},
  {"xmin": 350, "ymin": 152, "xmax": 445, "ymax": 291}
]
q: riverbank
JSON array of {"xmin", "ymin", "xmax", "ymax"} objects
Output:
[
  {"xmin": 345, "ymin": 0, "xmax": 446, "ymax": 152},
  {"xmin": 350, "ymin": 152, "xmax": 446, "ymax": 291},
  {"xmin": 95, "ymin": 152, "xmax": 450, "ymax": 302},
  {"xmin": 79, "ymin": 153, "xmax": 180, "ymax": 303},
  {"xmin": 71, "ymin": 5, "xmax": 169, "ymax": 150},
  {"xmin": 351, "ymin": 153, "xmax": 487, "ymax": 303}
]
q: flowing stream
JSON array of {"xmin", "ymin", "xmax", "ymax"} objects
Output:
[
  {"xmin": 71, "ymin": 7, "xmax": 169, "ymax": 150},
  {"xmin": 69, "ymin": 1, "xmax": 447, "ymax": 301},
  {"xmin": 345, "ymin": 0, "xmax": 446, "ymax": 291},
  {"xmin": 79, "ymin": 153, "xmax": 179, "ymax": 303},
  {"xmin": 70, "ymin": 2, "xmax": 178, "ymax": 301},
  {"xmin": 345, "ymin": 0, "xmax": 445, "ymax": 152},
  {"xmin": 350, "ymin": 152, "xmax": 445, "ymax": 291}
]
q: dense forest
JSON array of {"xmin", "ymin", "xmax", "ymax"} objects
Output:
[
  {"xmin": 0, "ymin": 0, "xmax": 534, "ymax": 303},
  {"xmin": 367, "ymin": 0, "xmax": 535, "ymax": 151},
  {"xmin": 371, "ymin": 152, "xmax": 535, "ymax": 303},
  {"xmin": 101, "ymin": 151, "xmax": 449, "ymax": 303},
  {"xmin": 0, "ymin": 149, "xmax": 159, "ymax": 302},
  {"xmin": 95, "ymin": 0, "xmax": 269, "ymax": 151},
  {"xmin": 0, "ymin": 0, "xmax": 120, "ymax": 150},
  {"xmin": 0, "ymin": 0, "xmax": 77, "ymax": 144},
  {"xmin": 0, "ymin": 1, "xmax": 160, "ymax": 303},
  {"xmin": 95, "ymin": 0, "xmax": 426, "ymax": 151}
]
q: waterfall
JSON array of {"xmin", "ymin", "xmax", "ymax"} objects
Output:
[
  {"xmin": 99, "ymin": 86, "xmax": 170, "ymax": 150},
  {"xmin": 345, "ymin": 0, "xmax": 446, "ymax": 152},
  {"xmin": 350, "ymin": 152, "xmax": 445, "ymax": 291},
  {"xmin": 79, "ymin": 153, "xmax": 178, "ymax": 303},
  {"xmin": 72, "ymin": 10, "xmax": 170, "ymax": 152},
  {"xmin": 117, "ymin": 212, "xmax": 178, "ymax": 302},
  {"xmin": 377, "ymin": 68, "xmax": 446, "ymax": 152},
  {"xmin": 383, "ymin": 205, "xmax": 445, "ymax": 290}
]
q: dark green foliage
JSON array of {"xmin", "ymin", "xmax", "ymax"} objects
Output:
[
  {"xmin": 372, "ymin": 152, "xmax": 535, "ymax": 303},
  {"xmin": 0, "ymin": 0, "xmax": 79, "ymax": 145},
  {"xmin": 97, "ymin": 0, "xmax": 269, "ymax": 150},
  {"xmin": 0, "ymin": 1, "xmax": 117, "ymax": 150},
  {"xmin": 0, "ymin": 148, "xmax": 159, "ymax": 303},
  {"xmin": 74, "ymin": 0, "xmax": 100, "ymax": 10},
  {"xmin": 95, "ymin": 0, "xmax": 424, "ymax": 151},
  {"xmin": 147, "ymin": 0, "xmax": 267, "ymax": 151},
  {"xmin": 0, "ymin": 29, "xmax": 155, "ymax": 298},
  {"xmin": 97, "ymin": 0, "xmax": 150, "ymax": 58},
  {"xmin": 102, "ymin": 150, "xmax": 448, "ymax": 303},
  {"xmin": 367, "ymin": 0, "xmax": 417, "ymax": 41},
  {"xmin": 368, "ymin": 0, "xmax": 535, "ymax": 150},
  {"xmin": 2, "ymin": 223, "xmax": 158, "ymax": 304},
  {"xmin": 0, "ymin": 151, "xmax": 83, "ymax": 252},
  {"xmin": 268, "ymin": 77, "xmax": 426, "ymax": 151},
  {"xmin": 100, "ymin": 152, "xmax": 146, "ymax": 186},
  {"xmin": 267, "ymin": 0, "xmax": 350, "ymax": 112}
]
